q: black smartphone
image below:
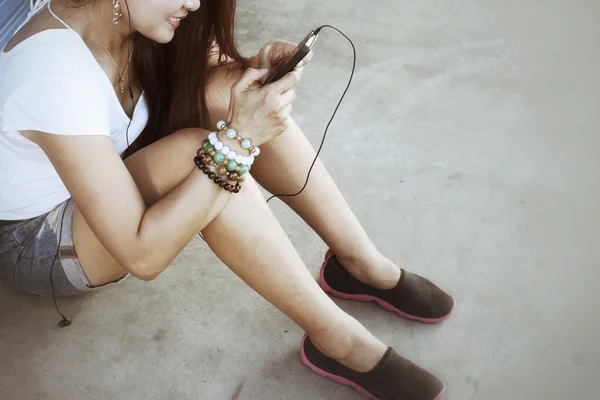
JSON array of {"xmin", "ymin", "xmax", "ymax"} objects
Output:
[{"xmin": 264, "ymin": 29, "xmax": 320, "ymax": 85}]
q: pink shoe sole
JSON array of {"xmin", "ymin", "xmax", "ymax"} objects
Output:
[
  {"xmin": 300, "ymin": 335, "xmax": 446, "ymax": 400},
  {"xmin": 319, "ymin": 250, "xmax": 455, "ymax": 324}
]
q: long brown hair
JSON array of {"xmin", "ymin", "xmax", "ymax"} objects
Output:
[{"xmin": 133, "ymin": 0, "xmax": 249, "ymax": 149}]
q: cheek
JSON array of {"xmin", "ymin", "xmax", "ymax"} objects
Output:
[
  {"xmin": 129, "ymin": 2, "xmax": 178, "ymax": 43},
  {"xmin": 132, "ymin": 16, "xmax": 172, "ymax": 42},
  {"xmin": 141, "ymin": 26, "xmax": 177, "ymax": 44}
]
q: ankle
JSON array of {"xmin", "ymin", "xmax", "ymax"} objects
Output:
[
  {"xmin": 308, "ymin": 317, "xmax": 354, "ymax": 361},
  {"xmin": 334, "ymin": 244, "xmax": 378, "ymax": 265},
  {"xmin": 335, "ymin": 246, "xmax": 378, "ymax": 279},
  {"xmin": 307, "ymin": 317, "xmax": 387, "ymax": 373},
  {"xmin": 335, "ymin": 250, "xmax": 401, "ymax": 290}
]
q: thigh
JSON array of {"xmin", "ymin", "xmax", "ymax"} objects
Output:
[{"xmin": 73, "ymin": 128, "xmax": 211, "ymax": 286}]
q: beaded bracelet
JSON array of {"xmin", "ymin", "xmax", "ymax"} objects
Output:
[
  {"xmin": 201, "ymin": 141, "xmax": 250, "ymax": 181},
  {"xmin": 206, "ymin": 133, "xmax": 254, "ymax": 167},
  {"xmin": 216, "ymin": 120, "xmax": 261, "ymax": 157},
  {"xmin": 198, "ymin": 148, "xmax": 248, "ymax": 183},
  {"xmin": 194, "ymin": 153, "xmax": 241, "ymax": 193}
]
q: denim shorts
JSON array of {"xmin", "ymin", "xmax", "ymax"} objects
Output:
[{"xmin": 0, "ymin": 199, "xmax": 127, "ymax": 296}]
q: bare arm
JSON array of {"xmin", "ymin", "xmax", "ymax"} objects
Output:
[
  {"xmin": 19, "ymin": 66, "xmax": 301, "ymax": 280},
  {"xmin": 23, "ymin": 130, "xmax": 227, "ymax": 280}
]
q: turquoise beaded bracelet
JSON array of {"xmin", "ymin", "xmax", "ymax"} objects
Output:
[
  {"xmin": 199, "ymin": 144, "xmax": 248, "ymax": 183},
  {"xmin": 216, "ymin": 120, "xmax": 261, "ymax": 157},
  {"xmin": 207, "ymin": 132, "xmax": 254, "ymax": 167}
]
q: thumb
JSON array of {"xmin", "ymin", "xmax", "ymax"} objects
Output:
[{"xmin": 236, "ymin": 68, "xmax": 269, "ymax": 90}]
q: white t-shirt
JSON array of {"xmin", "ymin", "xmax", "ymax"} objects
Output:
[{"xmin": 0, "ymin": 2, "xmax": 148, "ymax": 220}]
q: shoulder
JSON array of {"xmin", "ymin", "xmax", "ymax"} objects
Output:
[
  {"xmin": 1, "ymin": 29, "xmax": 107, "ymax": 111},
  {"xmin": 2, "ymin": 29, "xmax": 94, "ymax": 78},
  {"xmin": 0, "ymin": 31, "xmax": 111, "ymax": 136}
]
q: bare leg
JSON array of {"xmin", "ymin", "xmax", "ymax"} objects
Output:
[
  {"xmin": 201, "ymin": 175, "xmax": 387, "ymax": 371},
  {"xmin": 205, "ymin": 66, "xmax": 401, "ymax": 290},
  {"xmin": 73, "ymin": 128, "xmax": 387, "ymax": 372},
  {"xmin": 250, "ymin": 119, "xmax": 402, "ymax": 289}
]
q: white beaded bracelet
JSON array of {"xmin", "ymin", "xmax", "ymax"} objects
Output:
[
  {"xmin": 208, "ymin": 131, "xmax": 255, "ymax": 166},
  {"xmin": 216, "ymin": 120, "xmax": 261, "ymax": 157}
]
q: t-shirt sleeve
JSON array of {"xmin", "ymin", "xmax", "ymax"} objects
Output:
[{"xmin": 2, "ymin": 73, "xmax": 110, "ymax": 136}]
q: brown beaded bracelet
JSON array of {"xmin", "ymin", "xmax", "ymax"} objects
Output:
[{"xmin": 194, "ymin": 155, "xmax": 241, "ymax": 193}]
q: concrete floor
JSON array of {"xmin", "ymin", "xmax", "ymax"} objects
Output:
[{"xmin": 1, "ymin": 0, "xmax": 599, "ymax": 399}]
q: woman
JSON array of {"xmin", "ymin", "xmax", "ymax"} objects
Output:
[{"xmin": 0, "ymin": 0, "xmax": 454, "ymax": 398}]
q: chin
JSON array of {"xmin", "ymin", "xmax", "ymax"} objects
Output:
[
  {"xmin": 154, "ymin": 34, "xmax": 176, "ymax": 44},
  {"xmin": 140, "ymin": 28, "xmax": 176, "ymax": 44}
]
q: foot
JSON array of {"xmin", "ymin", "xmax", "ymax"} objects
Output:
[
  {"xmin": 321, "ymin": 250, "xmax": 455, "ymax": 323},
  {"xmin": 301, "ymin": 335, "xmax": 445, "ymax": 400}
]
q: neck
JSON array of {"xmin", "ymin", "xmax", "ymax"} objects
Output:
[
  {"xmin": 80, "ymin": 1, "xmax": 133, "ymax": 54},
  {"xmin": 53, "ymin": 0, "xmax": 133, "ymax": 56}
]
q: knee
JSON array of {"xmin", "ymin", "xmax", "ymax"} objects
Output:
[
  {"xmin": 158, "ymin": 128, "xmax": 213, "ymax": 160},
  {"xmin": 172, "ymin": 128, "xmax": 212, "ymax": 148},
  {"xmin": 123, "ymin": 127, "xmax": 212, "ymax": 183},
  {"xmin": 219, "ymin": 174, "xmax": 265, "ymax": 210}
]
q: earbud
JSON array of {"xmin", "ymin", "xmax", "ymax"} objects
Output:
[{"xmin": 58, "ymin": 317, "xmax": 71, "ymax": 328}]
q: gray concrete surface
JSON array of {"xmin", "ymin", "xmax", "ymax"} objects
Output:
[{"xmin": 1, "ymin": 0, "xmax": 599, "ymax": 399}]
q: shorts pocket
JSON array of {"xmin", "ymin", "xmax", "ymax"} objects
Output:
[
  {"xmin": 0, "ymin": 223, "xmax": 20, "ymax": 253},
  {"xmin": 12, "ymin": 216, "xmax": 45, "ymax": 244},
  {"xmin": 0, "ymin": 248, "xmax": 25, "ymax": 291}
]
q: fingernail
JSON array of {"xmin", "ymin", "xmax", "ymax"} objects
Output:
[{"xmin": 258, "ymin": 68, "xmax": 269, "ymax": 73}]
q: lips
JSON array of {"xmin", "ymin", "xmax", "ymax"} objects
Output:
[
  {"xmin": 167, "ymin": 16, "xmax": 181, "ymax": 28},
  {"xmin": 167, "ymin": 12, "xmax": 187, "ymax": 29}
]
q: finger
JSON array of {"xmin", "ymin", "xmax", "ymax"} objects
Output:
[
  {"xmin": 272, "ymin": 70, "xmax": 301, "ymax": 93},
  {"xmin": 259, "ymin": 72, "xmax": 270, "ymax": 86},
  {"xmin": 296, "ymin": 50, "xmax": 314, "ymax": 68},
  {"xmin": 305, "ymin": 50, "xmax": 314, "ymax": 63},
  {"xmin": 278, "ymin": 103, "xmax": 293, "ymax": 120},
  {"xmin": 257, "ymin": 41, "xmax": 274, "ymax": 70},
  {"xmin": 234, "ymin": 68, "xmax": 269, "ymax": 91},
  {"xmin": 293, "ymin": 65, "xmax": 305, "ymax": 77},
  {"xmin": 280, "ymin": 89, "xmax": 296, "ymax": 107}
]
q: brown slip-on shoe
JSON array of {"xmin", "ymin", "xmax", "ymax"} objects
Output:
[
  {"xmin": 300, "ymin": 335, "xmax": 445, "ymax": 400},
  {"xmin": 320, "ymin": 250, "xmax": 455, "ymax": 323}
]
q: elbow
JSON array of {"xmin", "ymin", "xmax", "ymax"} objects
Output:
[
  {"xmin": 124, "ymin": 259, "xmax": 164, "ymax": 282},
  {"xmin": 118, "ymin": 242, "xmax": 173, "ymax": 282},
  {"xmin": 133, "ymin": 269, "xmax": 161, "ymax": 282}
]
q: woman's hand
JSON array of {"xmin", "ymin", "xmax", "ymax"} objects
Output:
[
  {"xmin": 257, "ymin": 39, "xmax": 314, "ymax": 84},
  {"xmin": 225, "ymin": 40, "xmax": 313, "ymax": 148},
  {"xmin": 226, "ymin": 67, "xmax": 300, "ymax": 148}
]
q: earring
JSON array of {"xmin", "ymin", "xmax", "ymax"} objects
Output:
[{"xmin": 112, "ymin": 0, "xmax": 123, "ymax": 24}]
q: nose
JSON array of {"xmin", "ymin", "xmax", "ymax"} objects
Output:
[{"xmin": 183, "ymin": 0, "xmax": 201, "ymax": 12}]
